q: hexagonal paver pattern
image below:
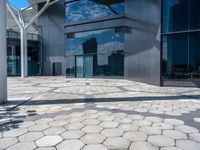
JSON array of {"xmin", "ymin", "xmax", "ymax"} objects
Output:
[
  {"xmin": 176, "ymin": 140, "xmax": 200, "ymax": 150},
  {"xmin": 0, "ymin": 138, "xmax": 18, "ymax": 149},
  {"xmin": 28, "ymin": 124, "xmax": 49, "ymax": 132},
  {"xmin": 6, "ymin": 142, "xmax": 36, "ymax": 150},
  {"xmin": 101, "ymin": 128, "xmax": 124, "ymax": 137},
  {"xmin": 36, "ymin": 118, "xmax": 53, "ymax": 124},
  {"xmin": 104, "ymin": 137, "xmax": 131, "ymax": 149},
  {"xmin": 49, "ymin": 120, "xmax": 68, "ymax": 127},
  {"xmin": 82, "ymin": 125, "xmax": 103, "ymax": 133},
  {"xmin": 82, "ymin": 119, "xmax": 100, "ymax": 125},
  {"xmin": 44, "ymin": 127, "xmax": 65, "ymax": 135},
  {"xmin": 123, "ymin": 131, "xmax": 147, "ymax": 142},
  {"xmin": 61, "ymin": 130, "xmax": 85, "ymax": 139},
  {"xmin": 163, "ymin": 130, "xmax": 187, "ymax": 140},
  {"xmin": 164, "ymin": 119, "xmax": 184, "ymax": 125},
  {"xmin": 56, "ymin": 140, "xmax": 85, "ymax": 150},
  {"xmin": 189, "ymin": 133, "xmax": 200, "ymax": 142},
  {"xmin": 99, "ymin": 122, "xmax": 119, "ymax": 128},
  {"xmin": 130, "ymin": 142, "xmax": 159, "ymax": 150},
  {"xmin": 81, "ymin": 134, "xmax": 106, "ymax": 144},
  {"xmin": 82, "ymin": 144, "xmax": 109, "ymax": 150},
  {"xmin": 36, "ymin": 135, "xmax": 63, "ymax": 147},
  {"xmin": 65, "ymin": 123, "xmax": 85, "ymax": 130},
  {"xmin": 175, "ymin": 125, "xmax": 199, "ymax": 134},
  {"xmin": 139, "ymin": 127, "xmax": 161, "ymax": 135},
  {"xmin": 118, "ymin": 124, "xmax": 138, "ymax": 131},
  {"xmin": 19, "ymin": 132, "xmax": 44, "ymax": 142},
  {"xmin": 3, "ymin": 128, "xmax": 28, "ymax": 137},
  {"xmin": 148, "ymin": 135, "xmax": 175, "ymax": 147}
]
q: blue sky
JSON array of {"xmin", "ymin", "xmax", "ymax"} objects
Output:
[{"xmin": 9, "ymin": 0, "xmax": 29, "ymax": 9}]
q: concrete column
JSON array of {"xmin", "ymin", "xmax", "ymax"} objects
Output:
[
  {"xmin": 0, "ymin": 0, "xmax": 7, "ymax": 104},
  {"xmin": 20, "ymin": 28, "xmax": 28, "ymax": 78}
]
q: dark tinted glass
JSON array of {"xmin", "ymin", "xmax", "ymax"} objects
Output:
[
  {"xmin": 162, "ymin": 34, "xmax": 189, "ymax": 79},
  {"xmin": 66, "ymin": 0, "xmax": 124, "ymax": 24},
  {"xmin": 162, "ymin": 0, "xmax": 189, "ymax": 32},
  {"xmin": 190, "ymin": 0, "xmax": 200, "ymax": 30},
  {"xmin": 189, "ymin": 33, "xmax": 200, "ymax": 78}
]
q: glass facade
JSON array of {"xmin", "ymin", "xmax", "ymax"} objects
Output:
[
  {"xmin": 7, "ymin": 45, "xmax": 40, "ymax": 76},
  {"xmin": 66, "ymin": 28, "xmax": 125, "ymax": 77},
  {"xmin": 162, "ymin": 0, "xmax": 200, "ymax": 80},
  {"xmin": 65, "ymin": 0, "xmax": 124, "ymax": 24}
]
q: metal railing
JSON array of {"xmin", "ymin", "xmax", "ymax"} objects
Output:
[{"xmin": 6, "ymin": 30, "xmax": 39, "ymax": 41}]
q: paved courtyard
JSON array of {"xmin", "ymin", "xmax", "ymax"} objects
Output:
[{"xmin": 1, "ymin": 77, "xmax": 200, "ymax": 150}]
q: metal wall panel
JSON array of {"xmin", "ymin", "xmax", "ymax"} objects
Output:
[
  {"xmin": 38, "ymin": 0, "xmax": 66, "ymax": 75},
  {"xmin": 124, "ymin": 0, "xmax": 161, "ymax": 85}
]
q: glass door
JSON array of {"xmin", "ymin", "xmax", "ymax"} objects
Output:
[
  {"xmin": 85, "ymin": 55, "xmax": 93, "ymax": 78},
  {"xmin": 76, "ymin": 56, "xmax": 84, "ymax": 78}
]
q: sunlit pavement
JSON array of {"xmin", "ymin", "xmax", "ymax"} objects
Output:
[{"xmin": 0, "ymin": 77, "xmax": 200, "ymax": 150}]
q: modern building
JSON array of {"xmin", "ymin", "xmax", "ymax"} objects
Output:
[{"xmin": 7, "ymin": 0, "xmax": 200, "ymax": 87}]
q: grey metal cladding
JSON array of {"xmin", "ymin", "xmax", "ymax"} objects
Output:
[
  {"xmin": 38, "ymin": 0, "xmax": 65, "ymax": 75},
  {"xmin": 124, "ymin": 0, "xmax": 161, "ymax": 86}
]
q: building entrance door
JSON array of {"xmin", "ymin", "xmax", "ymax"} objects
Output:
[
  {"xmin": 75, "ymin": 55, "xmax": 93, "ymax": 78},
  {"xmin": 53, "ymin": 63, "xmax": 62, "ymax": 76}
]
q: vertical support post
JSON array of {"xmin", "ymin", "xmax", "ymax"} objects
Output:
[
  {"xmin": 11, "ymin": 45, "xmax": 17, "ymax": 75},
  {"xmin": 20, "ymin": 28, "xmax": 28, "ymax": 78},
  {"xmin": 0, "ymin": 0, "xmax": 7, "ymax": 104}
]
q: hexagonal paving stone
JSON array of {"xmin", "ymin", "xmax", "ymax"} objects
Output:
[
  {"xmin": 44, "ymin": 127, "xmax": 65, "ymax": 135},
  {"xmin": 104, "ymin": 137, "xmax": 131, "ymax": 149},
  {"xmin": 127, "ymin": 114, "xmax": 144, "ymax": 120},
  {"xmin": 98, "ymin": 116, "xmax": 115, "ymax": 122},
  {"xmin": 69, "ymin": 112, "xmax": 85, "ymax": 117},
  {"xmin": 148, "ymin": 135, "xmax": 175, "ymax": 147},
  {"xmin": 85, "ymin": 114, "xmax": 99, "ymax": 119},
  {"xmin": 139, "ymin": 127, "xmax": 161, "ymax": 135},
  {"xmin": 61, "ymin": 130, "xmax": 85, "ymax": 139},
  {"xmin": 130, "ymin": 142, "xmax": 159, "ymax": 150},
  {"xmin": 164, "ymin": 119, "xmax": 184, "ymax": 125},
  {"xmin": 3, "ymin": 128, "xmax": 28, "ymax": 137},
  {"xmin": 67, "ymin": 117, "xmax": 85, "ymax": 123},
  {"xmin": 161, "ymin": 147, "xmax": 182, "ymax": 150},
  {"xmin": 36, "ymin": 148, "xmax": 56, "ymax": 150},
  {"xmin": 114, "ymin": 118, "xmax": 132, "ymax": 124},
  {"xmin": 189, "ymin": 133, "xmax": 200, "ymax": 142},
  {"xmin": 123, "ymin": 131, "xmax": 147, "ymax": 142},
  {"xmin": 0, "ymin": 138, "xmax": 18, "ymax": 149},
  {"xmin": 118, "ymin": 124, "xmax": 139, "ymax": 131},
  {"xmin": 175, "ymin": 125, "xmax": 199, "ymax": 134},
  {"xmin": 49, "ymin": 120, "xmax": 68, "ymax": 127},
  {"xmin": 132, "ymin": 120, "xmax": 152, "ymax": 127},
  {"xmin": 111, "ymin": 113, "xmax": 127, "ymax": 118},
  {"xmin": 99, "ymin": 122, "xmax": 119, "ymax": 128},
  {"xmin": 82, "ymin": 125, "xmax": 103, "ymax": 133},
  {"xmin": 6, "ymin": 142, "xmax": 36, "ymax": 150},
  {"xmin": 28, "ymin": 124, "xmax": 49, "ymax": 132},
  {"xmin": 145, "ymin": 117, "xmax": 163, "ymax": 123},
  {"xmin": 18, "ymin": 121, "xmax": 35, "ymax": 128},
  {"xmin": 101, "ymin": 128, "xmax": 124, "ymax": 137},
  {"xmin": 152, "ymin": 122, "xmax": 173, "ymax": 130},
  {"xmin": 177, "ymin": 140, "xmax": 200, "ymax": 150},
  {"xmin": 19, "ymin": 132, "xmax": 44, "ymax": 142},
  {"xmin": 163, "ymin": 130, "xmax": 187, "ymax": 140},
  {"xmin": 36, "ymin": 135, "xmax": 63, "ymax": 147},
  {"xmin": 36, "ymin": 118, "xmax": 53, "ymax": 124},
  {"xmin": 81, "ymin": 133, "xmax": 106, "ymax": 144},
  {"xmin": 65, "ymin": 123, "xmax": 85, "ymax": 130},
  {"xmin": 193, "ymin": 118, "xmax": 200, "ymax": 123},
  {"xmin": 82, "ymin": 144, "xmax": 109, "ymax": 150},
  {"xmin": 82, "ymin": 119, "xmax": 100, "ymax": 125},
  {"xmin": 56, "ymin": 140, "xmax": 85, "ymax": 150}
]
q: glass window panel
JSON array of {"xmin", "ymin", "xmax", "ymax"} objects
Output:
[
  {"xmin": 162, "ymin": 34, "xmax": 189, "ymax": 79},
  {"xmin": 66, "ymin": 0, "xmax": 124, "ymax": 24},
  {"xmin": 190, "ymin": 0, "xmax": 200, "ymax": 30},
  {"xmin": 162, "ymin": 0, "xmax": 189, "ymax": 33},
  {"xmin": 189, "ymin": 32, "xmax": 200, "ymax": 79}
]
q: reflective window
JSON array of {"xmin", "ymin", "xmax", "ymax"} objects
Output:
[
  {"xmin": 65, "ymin": 0, "xmax": 124, "ymax": 24},
  {"xmin": 66, "ymin": 28, "xmax": 124, "ymax": 77},
  {"xmin": 190, "ymin": 0, "xmax": 200, "ymax": 30},
  {"xmin": 162, "ymin": 0, "xmax": 189, "ymax": 33},
  {"xmin": 162, "ymin": 33, "xmax": 200, "ymax": 79}
]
